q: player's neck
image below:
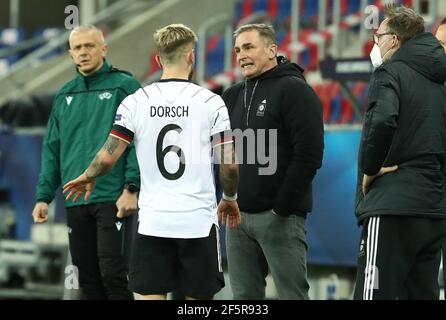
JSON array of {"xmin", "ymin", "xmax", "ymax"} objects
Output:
[{"xmin": 160, "ymin": 65, "xmax": 190, "ymax": 81}]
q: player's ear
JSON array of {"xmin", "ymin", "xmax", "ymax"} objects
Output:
[
  {"xmin": 187, "ymin": 48, "xmax": 195, "ymax": 65},
  {"xmin": 101, "ymin": 43, "xmax": 109, "ymax": 58},
  {"xmin": 268, "ymin": 43, "xmax": 277, "ymax": 60},
  {"xmin": 155, "ymin": 54, "xmax": 162, "ymax": 68}
]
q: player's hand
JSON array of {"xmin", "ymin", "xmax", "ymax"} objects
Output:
[
  {"xmin": 63, "ymin": 172, "xmax": 97, "ymax": 202},
  {"xmin": 363, "ymin": 165, "xmax": 398, "ymax": 195},
  {"xmin": 218, "ymin": 199, "xmax": 241, "ymax": 228},
  {"xmin": 116, "ymin": 189, "xmax": 138, "ymax": 218},
  {"xmin": 32, "ymin": 202, "xmax": 49, "ymax": 223}
]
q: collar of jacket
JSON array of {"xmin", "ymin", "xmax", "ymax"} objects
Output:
[
  {"xmin": 75, "ymin": 59, "xmax": 110, "ymax": 89},
  {"xmin": 75, "ymin": 58, "xmax": 110, "ymax": 80},
  {"xmin": 246, "ymin": 55, "xmax": 304, "ymax": 83}
]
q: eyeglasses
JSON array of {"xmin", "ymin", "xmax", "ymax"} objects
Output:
[{"xmin": 373, "ymin": 32, "xmax": 395, "ymax": 44}]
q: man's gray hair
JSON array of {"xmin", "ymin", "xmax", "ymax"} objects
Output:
[
  {"xmin": 233, "ymin": 23, "xmax": 276, "ymax": 45},
  {"xmin": 69, "ymin": 25, "xmax": 106, "ymax": 46}
]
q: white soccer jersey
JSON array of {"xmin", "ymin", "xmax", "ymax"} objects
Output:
[{"xmin": 111, "ymin": 79, "xmax": 231, "ymax": 238}]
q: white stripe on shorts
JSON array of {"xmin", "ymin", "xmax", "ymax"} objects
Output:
[{"xmin": 363, "ymin": 216, "xmax": 380, "ymax": 300}]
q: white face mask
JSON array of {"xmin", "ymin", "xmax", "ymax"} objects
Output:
[{"xmin": 370, "ymin": 44, "xmax": 383, "ymax": 68}]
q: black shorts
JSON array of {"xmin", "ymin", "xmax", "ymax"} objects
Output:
[{"xmin": 128, "ymin": 224, "xmax": 224, "ymax": 298}]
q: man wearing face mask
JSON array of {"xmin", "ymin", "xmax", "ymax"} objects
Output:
[
  {"xmin": 434, "ymin": 17, "xmax": 446, "ymax": 298},
  {"xmin": 435, "ymin": 18, "xmax": 446, "ymax": 51},
  {"xmin": 354, "ymin": 5, "xmax": 446, "ymax": 300}
]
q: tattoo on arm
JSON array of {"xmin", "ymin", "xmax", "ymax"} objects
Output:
[
  {"xmin": 219, "ymin": 145, "xmax": 238, "ymax": 197},
  {"xmin": 85, "ymin": 136, "xmax": 120, "ymax": 179},
  {"xmin": 103, "ymin": 136, "xmax": 120, "ymax": 155},
  {"xmin": 85, "ymin": 155, "xmax": 109, "ymax": 179}
]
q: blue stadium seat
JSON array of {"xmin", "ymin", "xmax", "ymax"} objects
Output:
[
  {"xmin": 299, "ymin": 47, "xmax": 311, "ymax": 69},
  {"xmin": 0, "ymin": 28, "xmax": 25, "ymax": 64},
  {"xmin": 234, "ymin": 0, "xmax": 244, "ymax": 22},
  {"xmin": 33, "ymin": 28, "xmax": 64, "ymax": 61},
  {"xmin": 302, "ymin": 0, "xmax": 318, "ymax": 27},
  {"xmin": 0, "ymin": 28, "xmax": 25, "ymax": 47},
  {"xmin": 348, "ymin": 0, "xmax": 361, "ymax": 14},
  {"xmin": 277, "ymin": 0, "xmax": 291, "ymax": 21},
  {"xmin": 206, "ymin": 35, "xmax": 225, "ymax": 79},
  {"xmin": 253, "ymin": 0, "xmax": 268, "ymax": 13},
  {"xmin": 329, "ymin": 94, "xmax": 342, "ymax": 124},
  {"xmin": 276, "ymin": 29, "xmax": 288, "ymax": 47}
]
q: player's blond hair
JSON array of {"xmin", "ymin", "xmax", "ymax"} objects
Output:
[{"xmin": 153, "ymin": 24, "xmax": 197, "ymax": 65}]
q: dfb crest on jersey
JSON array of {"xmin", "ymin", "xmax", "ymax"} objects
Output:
[{"xmin": 256, "ymin": 99, "xmax": 266, "ymax": 117}]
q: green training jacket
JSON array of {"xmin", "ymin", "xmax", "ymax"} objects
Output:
[{"xmin": 36, "ymin": 60, "xmax": 141, "ymax": 207}]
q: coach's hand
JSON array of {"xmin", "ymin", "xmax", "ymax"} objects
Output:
[
  {"xmin": 218, "ymin": 199, "xmax": 241, "ymax": 228},
  {"xmin": 32, "ymin": 202, "xmax": 49, "ymax": 223},
  {"xmin": 116, "ymin": 189, "xmax": 138, "ymax": 218},
  {"xmin": 363, "ymin": 165, "xmax": 398, "ymax": 195}
]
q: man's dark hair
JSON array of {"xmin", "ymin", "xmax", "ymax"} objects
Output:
[
  {"xmin": 384, "ymin": 5, "xmax": 425, "ymax": 44},
  {"xmin": 440, "ymin": 17, "xmax": 446, "ymax": 25}
]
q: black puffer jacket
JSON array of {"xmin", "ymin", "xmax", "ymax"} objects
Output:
[
  {"xmin": 356, "ymin": 32, "xmax": 446, "ymax": 224},
  {"xmin": 222, "ymin": 56, "xmax": 324, "ymax": 216}
]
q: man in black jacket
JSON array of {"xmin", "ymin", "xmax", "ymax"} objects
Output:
[
  {"xmin": 434, "ymin": 16, "xmax": 446, "ymax": 299},
  {"xmin": 355, "ymin": 6, "xmax": 446, "ymax": 300},
  {"xmin": 222, "ymin": 24, "xmax": 324, "ymax": 300}
]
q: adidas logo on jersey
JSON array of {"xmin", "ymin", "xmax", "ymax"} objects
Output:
[
  {"xmin": 99, "ymin": 92, "xmax": 112, "ymax": 100},
  {"xmin": 359, "ymin": 239, "xmax": 365, "ymax": 257}
]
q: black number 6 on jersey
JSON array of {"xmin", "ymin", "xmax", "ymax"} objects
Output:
[{"xmin": 156, "ymin": 124, "xmax": 186, "ymax": 180}]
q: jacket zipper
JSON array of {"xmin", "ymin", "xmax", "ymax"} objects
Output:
[{"xmin": 244, "ymin": 80, "xmax": 259, "ymax": 127}]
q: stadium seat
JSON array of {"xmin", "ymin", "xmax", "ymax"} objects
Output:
[
  {"xmin": 0, "ymin": 28, "xmax": 25, "ymax": 46},
  {"xmin": 0, "ymin": 28, "xmax": 25, "ymax": 63},
  {"xmin": 206, "ymin": 34, "xmax": 225, "ymax": 78},
  {"xmin": 33, "ymin": 28, "xmax": 64, "ymax": 61}
]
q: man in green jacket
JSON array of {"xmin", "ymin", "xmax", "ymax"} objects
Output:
[{"xmin": 32, "ymin": 25, "xmax": 140, "ymax": 300}]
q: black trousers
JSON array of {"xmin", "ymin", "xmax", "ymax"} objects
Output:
[
  {"xmin": 66, "ymin": 202, "xmax": 134, "ymax": 300},
  {"xmin": 443, "ymin": 241, "xmax": 446, "ymax": 292},
  {"xmin": 354, "ymin": 215, "xmax": 446, "ymax": 300}
]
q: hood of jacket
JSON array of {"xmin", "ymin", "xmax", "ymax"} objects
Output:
[
  {"xmin": 389, "ymin": 32, "xmax": 446, "ymax": 83},
  {"xmin": 247, "ymin": 56, "xmax": 305, "ymax": 83}
]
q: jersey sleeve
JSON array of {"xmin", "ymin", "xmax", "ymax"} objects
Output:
[
  {"xmin": 110, "ymin": 94, "xmax": 137, "ymax": 144},
  {"xmin": 209, "ymin": 96, "xmax": 232, "ymax": 147}
]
